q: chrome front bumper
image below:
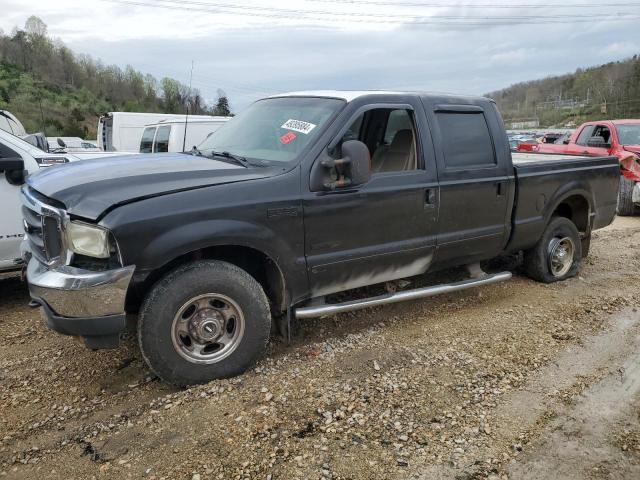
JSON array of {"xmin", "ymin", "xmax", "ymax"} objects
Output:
[{"xmin": 27, "ymin": 257, "xmax": 135, "ymax": 318}]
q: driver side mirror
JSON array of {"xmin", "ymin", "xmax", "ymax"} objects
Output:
[
  {"xmin": 0, "ymin": 157, "xmax": 27, "ymax": 185},
  {"xmin": 310, "ymin": 140, "xmax": 371, "ymax": 191}
]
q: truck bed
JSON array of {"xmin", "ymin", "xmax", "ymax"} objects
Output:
[
  {"xmin": 507, "ymin": 152, "xmax": 620, "ymax": 253},
  {"xmin": 512, "ymin": 152, "xmax": 595, "ymax": 163}
]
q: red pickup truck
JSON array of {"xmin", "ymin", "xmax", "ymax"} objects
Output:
[{"xmin": 518, "ymin": 120, "xmax": 640, "ymax": 215}]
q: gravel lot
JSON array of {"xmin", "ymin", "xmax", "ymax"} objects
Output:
[{"xmin": 1, "ymin": 217, "xmax": 640, "ymax": 480}]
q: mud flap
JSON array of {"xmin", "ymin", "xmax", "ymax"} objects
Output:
[{"xmin": 275, "ymin": 308, "xmax": 292, "ymax": 343}]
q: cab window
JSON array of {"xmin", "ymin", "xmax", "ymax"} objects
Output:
[
  {"xmin": 153, "ymin": 126, "xmax": 171, "ymax": 153},
  {"xmin": 344, "ymin": 108, "xmax": 418, "ymax": 173},
  {"xmin": 575, "ymin": 125, "xmax": 595, "ymax": 146}
]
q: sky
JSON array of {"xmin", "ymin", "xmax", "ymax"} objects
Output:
[{"xmin": 0, "ymin": 0, "xmax": 639, "ymax": 111}]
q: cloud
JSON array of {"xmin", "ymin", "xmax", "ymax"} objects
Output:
[{"xmin": 1, "ymin": 1, "xmax": 639, "ymax": 110}]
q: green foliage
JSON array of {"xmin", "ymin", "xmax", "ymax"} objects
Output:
[
  {"xmin": 213, "ymin": 95, "xmax": 231, "ymax": 116},
  {"xmin": 0, "ymin": 17, "xmax": 229, "ymax": 138},
  {"xmin": 487, "ymin": 55, "xmax": 640, "ymax": 127}
]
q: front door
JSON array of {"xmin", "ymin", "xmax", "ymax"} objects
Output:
[
  {"xmin": 302, "ymin": 100, "xmax": 439, "ymax": 297},
  {"xmin": 567, "ymin": 123, "xmax": 612, "ymax": 156}
]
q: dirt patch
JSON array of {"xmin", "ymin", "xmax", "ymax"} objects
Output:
[{"xmin": 1, "ymin": 217, "xmax": 640, "ymax": 479}]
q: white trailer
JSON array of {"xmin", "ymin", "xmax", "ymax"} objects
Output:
[{"xmin": 97, "ymin": 112, "xmax": 219, "ymax": 152}]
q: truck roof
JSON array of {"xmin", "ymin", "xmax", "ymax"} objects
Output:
[
  {"xmin": 272, "ymin": 90, "xmax": 489, "ymax": 103},
  {"xmin": 581, "ymin": 119, "xmax": 640, "ymax": 125}
]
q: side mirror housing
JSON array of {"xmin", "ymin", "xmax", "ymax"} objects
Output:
[
  {"xmin": 0, "ymin": 157, "xmax": 27, "ymax": 185},
  {"xmin": 310, "ymin": 140, "xmax": 371, "ymax": 191},
  {"xmin": 586, "ymin": 136, "xmax": 610, "ymax": 148}
]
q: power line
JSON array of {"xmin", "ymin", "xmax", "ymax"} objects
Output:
[
  {"xmin": 306, "ymin": 0, "xmax": 640, "ymax": 9},
  {"xmin": 143, "ymin": 0, "xmax": 640, "ymax": 20},
  {"xmin": 99, "ymin": 0, "xmax": 640, "ymax": 24}
]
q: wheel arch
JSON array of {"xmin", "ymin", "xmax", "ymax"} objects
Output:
[
  {"xmin": 545, "ymin": 187, "xmax": 593, "ymax": 236},
  {"xmin": 127, "ymin": 244, "xmax": 289, "ymax": 316}
]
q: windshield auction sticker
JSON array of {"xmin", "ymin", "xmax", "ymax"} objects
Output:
[{"xmin": 281, "ymin": 119, "xmax": 317, "ymax": 135}]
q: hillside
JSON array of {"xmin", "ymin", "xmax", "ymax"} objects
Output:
[
  {"xmin": 0, "ymin": 16, "xmax": 230, "ymax": 139},
  {"xmin": 487, "ymin": 55, "xmax": 640, "ymax": 129}
]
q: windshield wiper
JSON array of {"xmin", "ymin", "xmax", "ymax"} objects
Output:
[{"xmin": 209, "ymin": 150, "xmax": 250, "ymax": 168}]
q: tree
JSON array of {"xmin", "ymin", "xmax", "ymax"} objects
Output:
[
  {"xmin": 213, "ymin": 90, "xmax": 231, "ymax": 116},
  {"xmin": 24, "ymin": 16, "xmax": 47, "ymax": 37}
]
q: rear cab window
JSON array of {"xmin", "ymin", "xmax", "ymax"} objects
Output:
[{"xmin": 435, "ymin": 112, "xmax": 496, "ymax": 169}]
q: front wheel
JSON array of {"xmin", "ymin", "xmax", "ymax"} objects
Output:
[
  {"xmin": 523, "ymin": 216, "xmax": 582, "ymax": 283},
  {"xmin": 138, "ymin": 260, "xmax": 271, "ymax": 386}
]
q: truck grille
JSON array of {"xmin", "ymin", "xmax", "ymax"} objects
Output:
[{"xmin": 21, "ymin": 187, "xmax": 66, "ymax": 265}]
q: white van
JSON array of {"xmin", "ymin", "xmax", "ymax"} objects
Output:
[
  {"xmin": 0, "ymin": 129, "xmax": 75, "ymax": 272},
  {"xmin": 139, "ymin": 117, "xmax": 229, "ymax": 153},
  {"xmin": 0, "ymin": 130, "xmax": 131, "ymax": 272},
  {"xmin": 98, "ymin": 112, "xmax": 219, "ymax": 152}
]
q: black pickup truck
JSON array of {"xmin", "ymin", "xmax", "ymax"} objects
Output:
[{"xmin": 20, "ymin": 91, "xmax": 619, "ymax": 385}]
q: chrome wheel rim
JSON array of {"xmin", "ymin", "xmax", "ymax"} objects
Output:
[
  {"xmin": 171, "ymin": 293, "xmax": 245, "ymax": 364},
  {"xmin": 548, "ymin": 236, "xmax": 575, "ymax": 277}
]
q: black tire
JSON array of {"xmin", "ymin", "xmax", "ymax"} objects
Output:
[
  {"xmin": 523, "ymin": 216, "xmax": 582, "ymax": 283},
  {"xmin": 138, "ymin": 260, "xmax": 271, "ymax": 386},
  {"xmin": 617, "ymin": 176, "xmax": 637, "ymax": 216}
]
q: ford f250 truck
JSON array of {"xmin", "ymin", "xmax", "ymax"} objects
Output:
[
  {"xmin": 20, "ymin": 91, "xmax": 619, "ymax": 386},
  {"xmin": 518, "ymin": 119, "xmax": 640, "ymax": 215}
]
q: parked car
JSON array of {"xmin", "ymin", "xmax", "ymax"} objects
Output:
[
  {"xmin": 21, "ymin": 91, "xmax": 618, "ymax": 385},
  {"xmin": 47, "ymin": 137, "xmax": 102, "ymax": 153},
  {"xmin": 139, "ymin": 117, "xmax": 228, "ymax": 153},
  {"xmin": 0, "ymin": 129, "xmax": 137, "ymax": 273},
  {"xmin": 98, "ymin": 112, "xmax": 224, "ymax": 153},
  {"xmin": 0, "ymin": 129, "xmax": 75, "ymax": 273},
  {"xmin": 518, "ymin": 120, "xmax": 640, "ymax": 215}
]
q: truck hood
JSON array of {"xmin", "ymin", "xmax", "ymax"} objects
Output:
[
  {"xmin": 27, "ymin": 153, "xmax": 276, "ymax": 220},
  {"xmin": 623, "ymin": 145, "xmax": 640, "ymax": 155}
]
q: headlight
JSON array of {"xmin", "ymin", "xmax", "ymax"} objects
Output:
[{"xmin": 65, "ymin": 221, "xmax": 110, "ymax": 258}]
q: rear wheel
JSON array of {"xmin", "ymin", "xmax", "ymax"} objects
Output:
[
  {"xmin": 617, "ymin": 176, "xmax": 637, "ymax": 216},
  {"xmin": 138, "ymin": 260, "xmax": 271, "ymax": 386},
  {"xmin": 523, "ymin": 216, "xmax": 582, "ymax": 283}
]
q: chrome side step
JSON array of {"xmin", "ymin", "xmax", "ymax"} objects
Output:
[{"xmin": 294, "ymin": 271, "xmax": 512, "ymax": 319}]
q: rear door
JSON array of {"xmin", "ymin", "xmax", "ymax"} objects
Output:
[{"xmin": 424, "ymin": 101, "xmax": 512, "ymax": 265}]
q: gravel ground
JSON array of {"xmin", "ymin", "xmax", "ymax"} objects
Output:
[{"xmin": 1, "ymin": 217, "xmax": 640, "ymax": 480}]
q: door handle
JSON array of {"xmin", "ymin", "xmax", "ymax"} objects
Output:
[
  {"xmin": 496, "ymin": 181, "xmax": 507, "ymax": 196},
  {"xmin": 425, "ymin": 188, "xmax": 437, "ymax": 208}
]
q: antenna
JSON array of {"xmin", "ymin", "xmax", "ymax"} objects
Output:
[{"xmin": 182, "ymin": 60, "xmax": 194, "ymax": 152}]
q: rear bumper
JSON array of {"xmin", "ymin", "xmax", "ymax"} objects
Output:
[{"xmin": 26, "ymin": 258, "xmax": 135, "ymax": 348}]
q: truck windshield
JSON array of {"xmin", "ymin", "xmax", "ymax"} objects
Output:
[
  {"xmin": 197, "ymin": 97, "xmax": 345, "ymax": 163},
  {"xmin": 615, "ymin": 124, "xmax": 640, "ymax": 146}
]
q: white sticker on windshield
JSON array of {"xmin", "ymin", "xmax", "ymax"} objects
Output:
[{"xmin": 281, "ymin": 119, "xmax": 317, "ymax": 135}]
